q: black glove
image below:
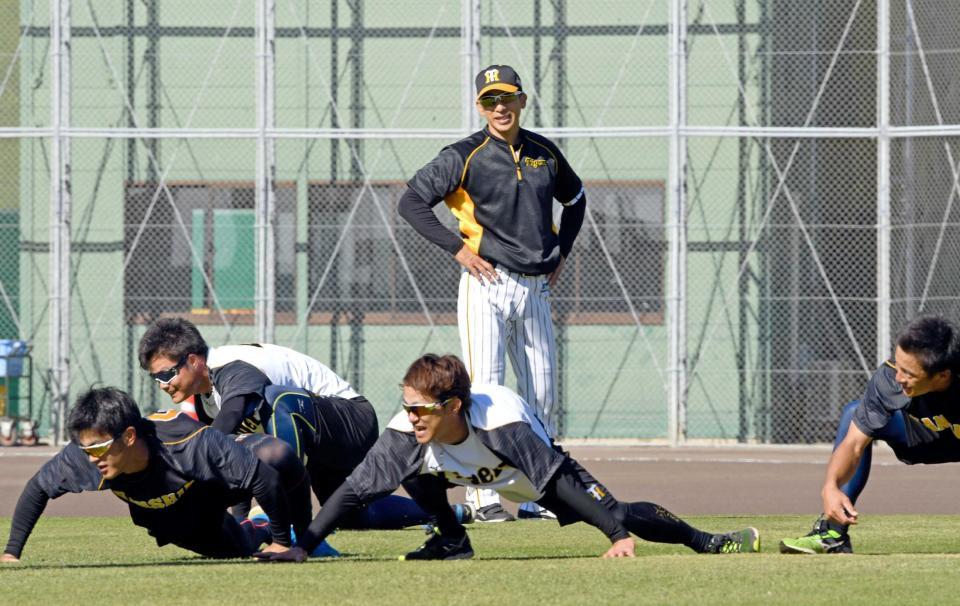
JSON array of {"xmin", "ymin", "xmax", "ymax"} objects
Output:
[{"xmin": 252, "ymin": 546, "xmax": 308, "ymax": 563}]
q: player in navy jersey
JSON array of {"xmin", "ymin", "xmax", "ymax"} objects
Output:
[
  {"xmin": 255, "ymin": 354, "xmax": 761, "ymax": 561},
  {"xmin": 780, "ymin": 316, "xmax": 960, "ymax": 554},
  {"xmin": 2, "ymin": 387, "xmax": 306, "ymax": 562}
]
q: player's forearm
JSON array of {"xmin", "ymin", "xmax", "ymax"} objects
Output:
[
  {"xmin": 397, "ymin": 187, "xmax": 463, "ymax": 255},
  {"xmin": 558, "ymin": 193, "xmax": 586, "ymax": 258},
  {"xmin": 4, "ymin": 476, "xmax": 51, "ymax": 559},
  {"xmin": 297, "ymin": 481, "xmax": 363, "ymax": 553},
  {"xmin": 822, "ymin": 440, "xmax": 864, "ymax": 493},
  {"xmin": 249, "ymin": 462, "xmax": 293, "ymax": 547}
]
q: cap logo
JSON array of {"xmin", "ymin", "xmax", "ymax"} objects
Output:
[{"xmin": 484, "ymin": 69, "xmax": 500, "ymax": 84}]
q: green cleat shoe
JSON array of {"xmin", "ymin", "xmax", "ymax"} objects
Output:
[
  {"xmin": 779, "ymin": 516, "xmax": 853, "ymax": 554},
  {"xmin": 779, "ymin": 528, "xmax": 852, "ymax": 554},
  {"xmin": 707, "ymin": 527, "xmax": 760, "ymax": 553}
]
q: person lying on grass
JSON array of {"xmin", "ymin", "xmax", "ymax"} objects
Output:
[
  {"xmin": 2, "ymin": 387, "xmax": 309, "ymax": 563},
  {"xmin": 255, "ymin": 353, "xmax": 761, "ymax": 561}
]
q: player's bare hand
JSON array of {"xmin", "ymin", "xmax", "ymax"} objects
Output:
[
  {"xmin": 602, "ymin": 537, "xmax": 635, "ymax": 558},
  {"xmin": 821, "ymin": 485, "xmax": 858, "ymax": 525},
  {"xmin": 548, "ymin": 255, "xmax": 566, "ymax": 288},
  {"xmin": 1, "ymin": 553, "xmax": 21, "ymax": 563},
  {"xmin": 252, "ymin": 545, "xmax": 308, "ymax": 563},
  {"xmin": 455, "ymin": 246, "xmax": 498, "ymax": 284}
]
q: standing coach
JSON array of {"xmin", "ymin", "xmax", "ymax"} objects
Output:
[{"xmin": 398, "ymin": 64, "xmax": 586, "ymax": 522}]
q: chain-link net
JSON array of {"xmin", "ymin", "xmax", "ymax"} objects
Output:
[{"xmin": 4, "ymin": 1, "xmax": 960, "ymax": 443}]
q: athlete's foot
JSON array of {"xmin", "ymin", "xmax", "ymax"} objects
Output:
[
  {"xmin": 473, "ymin": 503, "xmax": 515, "ymax": 523},
  {"xmin": 706, "ymin": 527, "xmax": 760, "ymax": 553},
  {"xmin": 517, "ymin": 502, "xmax": 557, "ymax": 520},
  {"xmin": 779, "ymin": 516, "xmax": 853, "ymax": 554}
]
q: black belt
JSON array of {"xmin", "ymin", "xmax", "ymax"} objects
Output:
[{"xmin": 492, "ymin": 263, "xmax": 544, "ymax": 278}]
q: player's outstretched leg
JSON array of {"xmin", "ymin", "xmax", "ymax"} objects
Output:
[
  {"xmin": 614, "ymin": 501, "xmax": 760, "ymax": 554},
  {"xmin": 338, "ymin": 494, "xmax": 434, "ymax": 530}
]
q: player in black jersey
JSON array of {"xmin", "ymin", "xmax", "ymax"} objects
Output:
[
  {"xmin": 1, "ymin": 387, "xmax": 308, "ymax": 563},
  {"xmin": 780, "ymin": 316, "xmax": 960, "ymax": 554},
  {"xmin": 256, "ymin": 354, "xmax": 761, "ymax": 562},
  {"xmin": 138, "ymin": 318, "xmax": 433, "ymax": 532}
]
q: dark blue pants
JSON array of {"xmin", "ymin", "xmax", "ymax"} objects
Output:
[{"xmin": 834, "ymin": 399, "xmax": 908, "ymax": 503}]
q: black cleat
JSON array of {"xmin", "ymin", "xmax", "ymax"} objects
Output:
[{"xmin": 401, "ymin": 529, "xmax": 474, "ymax": 561}]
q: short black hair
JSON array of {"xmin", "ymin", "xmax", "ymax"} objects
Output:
[
  {"xmin": 67, "ymin": 387, "xmax": 143, "ymax": 442},
  {"xmin": 138, "ymin": 318, "xmax": 208, "ymax": 369},
  {"xmin": 402, "ymin": 354, "xmax": 472, "ymax": 413},
  {"xmin": 896, "ymin": 315, "xmax": 960, "ymax": 376}
]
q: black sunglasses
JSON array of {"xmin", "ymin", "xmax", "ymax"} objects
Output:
[
  {"xmin": 478, "ymin": 91, "xmax": 521, "ymax": 109},
  {"xmin": 150, "ymin": 357, "xmax": 187, "ymax": 385}
]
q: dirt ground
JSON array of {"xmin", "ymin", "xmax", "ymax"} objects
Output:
[{"xmin": 2, "ymin": 441, "xmax": 959, "ymax": 519}]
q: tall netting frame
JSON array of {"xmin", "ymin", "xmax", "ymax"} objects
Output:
[{"xmin": 2, "ymin": 0, "xmax": 958, "ymax": 444}]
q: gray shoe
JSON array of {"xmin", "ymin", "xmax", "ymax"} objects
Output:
[{"xmin": 474, "ymin": 504, "xmax": 515, "ymax": 523}]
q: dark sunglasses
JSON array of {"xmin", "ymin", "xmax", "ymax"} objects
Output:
[
  {"xmin": 478, "ymin": 92, "xmax": 521, "ymax": 109},
  {"xmin": 150, "ymin": 357, "xmax": 187, "ymax": 385}
]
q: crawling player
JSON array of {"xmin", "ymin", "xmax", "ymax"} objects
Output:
[
  {"xmin": 2, "ymin": 387, "xmax": 308, "ymax": 562},
  {"xmin": 257, "ymin": 354, "xmax": 760, "ymax": 561}
]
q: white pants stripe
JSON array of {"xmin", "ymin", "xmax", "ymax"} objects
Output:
[{"xmin": 459, "ymin": 267, "xmax": 558, "ymax": 511}]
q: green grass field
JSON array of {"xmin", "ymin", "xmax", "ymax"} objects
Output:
[{"xmin": 2, "ymin": 515, "xmax": 959, "ymax": 605}]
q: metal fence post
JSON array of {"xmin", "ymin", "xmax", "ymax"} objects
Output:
[
  {"xmin": 667, "ymin": 0, "xmax": 688, "ymax": 446},
  {"xmin": 49, "ymin": 0, "xmax": 71, "ymax": 444},
  {"xmin": 877, "ymin": 0, "xmax": 891, "ymax": 363},
  {"xmin": 256, "ymin": 0, "xmax": 277, "ymax": 344},
  {"xmin": 461, "ymin": 0, "xmax": 481, "ymax": 132}
]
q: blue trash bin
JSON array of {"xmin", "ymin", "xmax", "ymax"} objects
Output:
[{"xmin": 0, "ymin": 340, "xmax": 27, "ymax": 377}]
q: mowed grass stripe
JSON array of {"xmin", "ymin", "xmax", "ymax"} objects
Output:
[{"xmin": 1, "ymin": 515, "xmax": 959, "ymax": 605}]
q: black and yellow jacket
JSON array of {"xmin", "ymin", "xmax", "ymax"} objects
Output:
[{"xmin": 402, "ymin": 127, "xmax": 585, "ymax": 275}]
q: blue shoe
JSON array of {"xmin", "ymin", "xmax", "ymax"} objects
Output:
[
  {"xmin": 310, "ymin": 540, "xmax": 341, "ymax": 558},
  {"xmin": 289, "ymin": 524, "xmax": 340, "ymax": 558},
  {"xmin": 253, "ymin": 506, "xmax": 340, "ymax": 558}
]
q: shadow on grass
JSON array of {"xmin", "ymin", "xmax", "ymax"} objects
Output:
[
  {"xmin": 320, "ymin": 553, "xmax": 605, "ymax": 563},
  {"xmin": 3, "ymin": 547, "xmax": 714, "ymax": 570},
  {"xmin": 0, "ymin": 557, "xmax": 274, "ymax": 571}
]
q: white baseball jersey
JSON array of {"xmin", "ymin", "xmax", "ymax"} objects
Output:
[
  {"xmin": 198, "ymin": 343, "xmax": 359, "ymax": 422},
  {"xmin": 384, "ymin": 383, "xmax": 554, "ymax": 502}
]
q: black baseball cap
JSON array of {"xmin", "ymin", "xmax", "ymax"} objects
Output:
[{"xmin": 475, "ymin": 65, "xmax": 522, "ymax": 99}]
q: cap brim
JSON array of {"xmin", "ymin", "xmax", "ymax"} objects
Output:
[{"xmin": 476, "ymin": 83, "xmax": 519, "ymax": 100}]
